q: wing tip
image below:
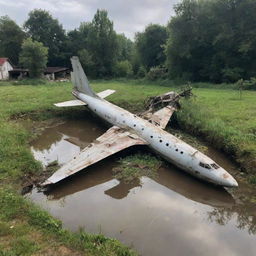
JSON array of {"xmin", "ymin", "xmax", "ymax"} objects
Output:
[{"xmin": 40, "ymin": 179, "xmax": 53, "ymax": 187}]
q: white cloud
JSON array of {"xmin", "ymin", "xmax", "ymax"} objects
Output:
[{"xmin": 0, "ymin": 0, "xmax": 180, "ymax": 39}]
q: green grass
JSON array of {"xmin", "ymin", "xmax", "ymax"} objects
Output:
[
  {"xmin": 113, "ymin": 153, "xmax": 162, "ymax": 183},
  {"xmin": 176, "ymin": 89, "xmax": 256, "ymax": 172},
  {"xmin": 0, "ymin": 188, "xmax": 137, "ymax": 256},
  {"xmin": 248, "ymin": 175, "xmax": 256, "ymax": 185},
  {"xmin": 0, "ymin": 79, "xmax": 256, "ymax": 255}
]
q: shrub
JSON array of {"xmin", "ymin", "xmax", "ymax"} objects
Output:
[
  {"xmin": 243, "ymin": 77, "xmax": 256, "ymax": 90},
  {"xmin": 146, "ymin": 66, "xmax": 168, "ymax": 80},
  {"xmin": 136, "ymin": 66, "xmax": 146, "ymax": 78},
  {"xmin": 221, "ymin": 67, "xmax": 243, "ymax": 83},
  {"xmin": 113, "ymin": 60, "xmax": 133, "ymax": 77}
]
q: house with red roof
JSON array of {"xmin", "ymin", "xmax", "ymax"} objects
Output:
[{"xmin": 0, "ymin": 58, "xmax": 13, "ymax": 80}]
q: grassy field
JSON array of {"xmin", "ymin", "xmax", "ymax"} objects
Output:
[
  {"xmin": 176, "ymin": 88, "xmax": 256, "ymax": 174},
  {"xmin": 0, "ymin": 79, "xmax": 255, "ymax": 255}
]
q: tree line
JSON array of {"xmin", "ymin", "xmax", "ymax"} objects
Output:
[{"xmin": 1, "ymin": 0, "xmax": 256, "ymax": 82}]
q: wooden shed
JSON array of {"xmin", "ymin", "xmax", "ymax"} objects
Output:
[{"xmin": 44, "ymin": 67, "xmax": 70, "ymax": 80}]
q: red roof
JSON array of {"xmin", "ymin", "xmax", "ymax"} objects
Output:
[{"xmin": 0, "ymin": 58, "xmax": 8, "ymax": 66}]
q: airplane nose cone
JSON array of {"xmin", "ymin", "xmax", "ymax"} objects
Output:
[
  {"xmin": 220, "ymin": 171, "xmax": 238, "ymax": 187},
  {"xmin": 225, "ymin": 176, "xmax": 238, "ymax": 187}
]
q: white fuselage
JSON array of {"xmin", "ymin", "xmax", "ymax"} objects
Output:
[{"xmin": 76, "ymin": 91, "xmax": 238, "ymax": 187}]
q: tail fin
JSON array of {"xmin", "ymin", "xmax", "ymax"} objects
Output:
[{"xmin": 71, "ymin": 56, "xmax": 97, "ymax": 97}]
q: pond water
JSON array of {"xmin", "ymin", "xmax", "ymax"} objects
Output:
[{"xmin": 27, "ymin": 115, "xmax": 256, "ymax": 256}]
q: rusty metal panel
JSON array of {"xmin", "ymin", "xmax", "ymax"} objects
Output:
[
  {"xmin": 42, "ymin": 126, "xmax": 147, "ymax": 186},
  {"xmin": 147, "ymin": 106, "xmax": 176, "ymax": 129}
]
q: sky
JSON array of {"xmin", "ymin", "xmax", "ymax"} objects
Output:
[{"xmin": 0, "ymin": 0, "xmax": 180, "ymax": 39}]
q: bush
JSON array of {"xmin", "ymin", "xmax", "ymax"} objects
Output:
[
  {"xmin": 146, "ymin": 66, "xmax": 168, "ymax": 80},
  {"xmin": 136, "ymin": 66, "xmax": 146, "ymax": 78},
  {"xmin": 221, "ymin": 67, "xmax": 243, "ymax": 83},
  {"xmin": 113, "ymin": 60, "xmax": 133, "ymax": 78},
  {"xmin": 235, "ymin": 78, "xmax": 256, "ymax": 91},
  {"xmin": 243, "ymin": 77, "xmax": 256, "ymax": 90}
]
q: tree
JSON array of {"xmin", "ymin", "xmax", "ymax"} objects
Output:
[
  {"xmin": 116, "ymin": 34, "xmax": 134, "ymax": 62},
  {"xmin": 86, "ymin": 9, "xmax": 118, "ymax": 77},
  {"xmin": 0, "ymin": 16, "xmax": 26, "ymax": 65},
  {"xmin": 19, "ymin": 38, "xmax": 48, "ymax": 78},
  {"xmin": 24, "ymin": 9, "xmax": 66, "ymax": 66},
  {"xmin": 78, "ymin": 49, "xmax": 94, "ymax": 75},
  {"xmin": 166, "ymin": 0, "xmax": 256, "ymax": 82},
  {"xmin": 135, "ymin": 24, "xmax": 167, "ymax": 70},
  {"xmin": 65, "ymin": 22, "xmax": 92, "ymax": 66}
]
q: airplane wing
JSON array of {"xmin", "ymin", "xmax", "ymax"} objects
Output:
[
  {"xmin": 42, "ymin": 126, "xmax": 148, "ymax": 186},
  {"xmin": 54, "ymin": 89, "xmax": 116, "ymax": 107},
  {"xmin": 147, "ymin": 105, "xmax": 176, "ymax": 129}
]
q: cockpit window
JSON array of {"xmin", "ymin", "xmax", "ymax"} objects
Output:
[
  {"xmin": 199, "ymin": 162, "xmax": 211, "ymax": 169},
  {"xmin": 211, "ymin": 163, "xmax": 220, "ymax": 169}
]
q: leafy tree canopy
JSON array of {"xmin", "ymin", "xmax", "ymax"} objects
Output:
[
  {"xmin": 116, "ymin": 34, "xmax": 134, "ymax": 62},
  {"xmin": 0, "ymin": 16, "xmax": 26, "ymax": 65},
  {"xmin": 135, "ymin": 24, "xmax": 167, "ymax": 70},
  {"xmin": 166, "ymin": 0, "xmax": 256, "ymax": 82},
  {"xmin": 86, "ymin": 9, "xmax": 119, "ymax": 77},
  {"xmin": 19, "ymin": 38, "xmax": 48, "ymax": 78},
  {"xmin": 24, "ymin": 9, "xmax": 66, "ymax": 66}
]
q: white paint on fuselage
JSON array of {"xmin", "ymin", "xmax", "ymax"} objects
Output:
[{"xmin": 76, "ymin": 92, "xmax": 238, "ymax": 187}]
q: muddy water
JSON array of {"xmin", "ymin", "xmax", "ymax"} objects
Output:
[{"xmin": 28, "ymin": 116, "xmax": 256, "ymax": 256}]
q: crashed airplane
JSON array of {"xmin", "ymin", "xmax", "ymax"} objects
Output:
[{"xmin": 42, "ymin": 56, "xmax": 238, "ymax": 187}]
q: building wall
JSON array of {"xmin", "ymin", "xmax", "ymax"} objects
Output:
[{"xmin": 0, "ymin": 61, "xmax": 13, "ymax": 80}]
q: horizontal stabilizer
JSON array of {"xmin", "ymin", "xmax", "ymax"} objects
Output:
[
  {"xmin": 54, "ymin": 89, "xmax": 115, "ymax": 107},
  {"xmin": 42, "ymin": 126, "xmax": 147, "ymax": 186},
  {"xmin": 54, "ymin": 100, "xmax": 86, "ymax": 107},
  {"xmin": 97, "ymin": 89, "xmax": 116, "ymax": 99}
]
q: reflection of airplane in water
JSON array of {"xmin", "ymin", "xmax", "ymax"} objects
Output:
[
  {"xmin": 155, "ymin": 168, "xmax": 235, "ymax": 208},
  {"xmin": 31, "ymin": 119, "xmax": 104, "ymax": 152},
  {"xmin": 45, "ymin": 158, "xmax": 141, "ymax": 200},
  {"xmin": 45, "ymin": 158, "xmax": 235, "ymax": 208}
]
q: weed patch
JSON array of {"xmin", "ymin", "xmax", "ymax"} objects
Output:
[
  {"xmin": 10, "ymin": 237, "xmax": 40, "ymax": 256},
  {"xmin": 113, "ymin": 153, "xmax": 162, "ymax": 183},
  {"xmin": 248, "ymin": 175, "xmax": 256, "ymax": 185}
]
